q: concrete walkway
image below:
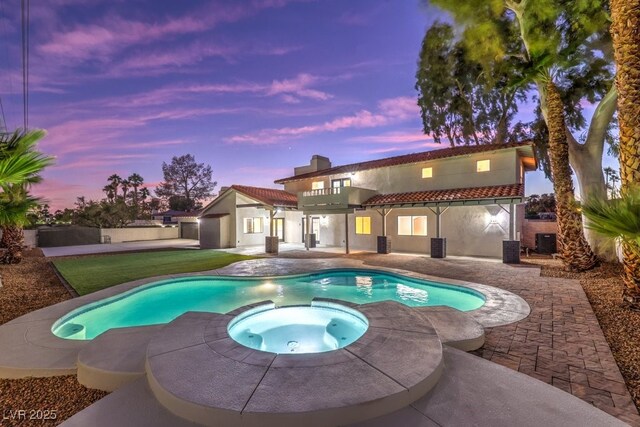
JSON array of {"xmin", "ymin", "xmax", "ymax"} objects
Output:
[
  {"xmin": 344, "ymin": 252, "xmax": 640, "ymax": 425},
  {"xmin": 59, "ymin": 346, "xmax": 627, "ymax": 427},
  {"xmin": 41, "ymin": 239, "xmax": 199, "ymax": 257}
]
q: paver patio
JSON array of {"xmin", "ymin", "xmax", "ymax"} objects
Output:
[{"xmin": 330, "ymin": 252, "xmax": 640, "ymax": 425}]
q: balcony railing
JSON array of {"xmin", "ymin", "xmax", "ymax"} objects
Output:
[{"xmin": 298, "ymin": 186, "xmax": 378, "ymax": 212}]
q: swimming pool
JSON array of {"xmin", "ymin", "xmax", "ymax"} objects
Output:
[{"xmin": 52, "ymin": 269, "xmax": 485, "ymax": 340}]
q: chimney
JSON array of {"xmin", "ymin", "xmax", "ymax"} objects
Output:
[
  {"xmin": 294, "ymin": 155, "xmax": 332, "ymax": 176},
  {"xmin": 220, "ymin": 186, "xmax": 230, "ymax": 194}
]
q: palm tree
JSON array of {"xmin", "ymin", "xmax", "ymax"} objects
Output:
[
  {"xmin": 0, "ymin": 185, "xmax": 40, "ymax": 264},
  {"xmin": 0, "ymin": 129, "xmax": 53, "ymax": 264},
  {"xmin": 584, "ymin": 189, "xmax": 640, "ymax": 308},
  {"xmin": 544, "ymin": 77, "xmax": 597, "ymax": 271},
  {"xmin": 102, "ymin": 184, "xmax": 116, "ymax": 203},
  {"xmin": 609, "ymin": 0, "xmax": 640, "ymax": 307},
  {"xmin": 0, "ymin": 130, "xmax": 53, "ymax": 185},
  {"xmin": 120, "ymin": 179, "xmax": 130, "ymax": 201},
  {"xmin": 127, "ymin": 173, "xmax": 144, "ymax": 210},
  {"xmin": 107, "ymin": 174, "xmax": 122, "ymax": 197}
]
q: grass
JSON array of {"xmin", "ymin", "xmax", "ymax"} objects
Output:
[{"xmin": 53, "ymin": 250, "xmax": 257, "ymax": 295}]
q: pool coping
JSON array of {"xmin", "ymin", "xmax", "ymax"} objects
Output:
[
  {"xmin": 145, "ymin": 299, "xmax": 445, "ymax": 427},
  {"xmin": 0, "ymin": 258, "xmax": 529, "ymax": 379}
]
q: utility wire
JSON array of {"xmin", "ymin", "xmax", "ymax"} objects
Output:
[
  {"xmin": 20, "ymin": 0, "xmax": 29, "ymax": 130},
  {"xmin": 0, "ymin": 0, "xmax": 15, "ymax": 131}
]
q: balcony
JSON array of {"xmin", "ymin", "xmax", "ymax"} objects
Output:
[{"xmin": 298, "ymin": 186, "xmax": 379, "ymax": 213}]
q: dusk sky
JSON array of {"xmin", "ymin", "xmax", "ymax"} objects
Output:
[{"xmin": 0, "ymin": 0, "xmax": 618, "ymax": 210}]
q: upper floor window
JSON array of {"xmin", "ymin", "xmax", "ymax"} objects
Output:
[
  {"xmin": 422, "ymin": 167, "xmax": 433, "ymax": 178},
  {"xmin": 355, "ymin": 217, "xmax": 371, "ymax": 235},
  {"xmin": 243, "ymin": 217, "xmax": 263, "ymax": 234},
  {"xmin": 398, "ymin": 216, "xmax": 427, "ymax": 236},
  {"xmin": 332, "ymin": 178, "xmax": 351, "ymax": 188},
  {"xmin": 476, "ymin": 160, "xmax": 491, "ymax": 172},
  {"xmin": 311, "ymin": 181, "xmax": 325, "ymax": 190}
]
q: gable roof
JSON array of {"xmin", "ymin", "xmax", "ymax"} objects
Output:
[
  {"xmin": 231, "ymin": 185, "xmax": 298, "ymax": 208},
  {"xmin": 363, "ymin": 183, "xmax": 524, "ymax": 207},
  {"xmin": 274, "ymin": 142, "xmax": 535, "ymax": 184},
  {"xmin": 200, "ymin": 185, "xmax": 298, "ymax": 215}
]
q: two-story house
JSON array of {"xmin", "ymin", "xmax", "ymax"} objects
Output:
[{"xmin": 198, "ymin": 142, "xmax": 537, "ymax": 259}]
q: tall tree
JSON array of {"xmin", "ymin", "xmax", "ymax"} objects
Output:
[
  {"xmin": 428, "ymin": 0, "xmax": 610, "ymax": 270},
  {"xmin": 416, "ymin": 22, "xmax": 527, "ymax": 146},
  {"xmin": 127, "ymin": 173, "xmax": 144, "ymax": 209},
  {"xmin": 107, "ymin": 174, "xmax": 122, "ymax": 198},
  {"xmin": 427, "ymin": 0, "xmax": 617, "ymax": 261},
  {"xmin": 609, "ymin": 0, "xmax": 640, "ymax": 307},
  {"xmin": 155, "ymin": 154, "xmax": 217, "ymax": 211}
]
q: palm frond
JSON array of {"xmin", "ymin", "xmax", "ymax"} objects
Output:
[{"xmin": 583, "ymin": 188, "xmax": 640, "ymax": 254}]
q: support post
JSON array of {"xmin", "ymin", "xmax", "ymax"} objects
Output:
[
  {"xmin": 265, "ymin": 210, "xmax": 279, "ymax": 254},
  {"xmin": 345, "ymin": 213, "xmax": 350, "ymax": 254},
  {"xmin": 305, "ymin": 214, "xmax": 310, "ymax": 251},
  {"xmin": 429, "ymin": 206, "xmax": 448, "ymax": 258},
  {"xmin": 502, "ymin": 202, "xmax": 520, "ymax": 264},
  {"xmin": 376, "ymin": 208, "xmax": 392, "ymax": 254}
]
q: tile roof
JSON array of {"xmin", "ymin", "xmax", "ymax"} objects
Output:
[
  {"xmin": 363, "ymin": 183, "xmax": 524, "ymax": 206},
  {"xmin": 231, "ymin": 185, "xmax": 298, "ymax": 208},
  {"xmin": 274, "ymin": 142, "xmax": 534, "ymax": 184}
]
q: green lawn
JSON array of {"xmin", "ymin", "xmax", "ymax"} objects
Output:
[{"xmin": 53, "ymin": 250, "xmax": 257, "ymax": 295}]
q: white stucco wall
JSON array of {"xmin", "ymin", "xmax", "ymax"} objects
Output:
[
  {"xmin": 284, "ymin": 148, "xmax": 522, "ymax": 195},
  {"xmin": 100, "ymin": 227, "xmax": 179, "ymax": 243},
  {"xmin": 310, "ymin": 204, "xmax": 518, "ymax": 258}
]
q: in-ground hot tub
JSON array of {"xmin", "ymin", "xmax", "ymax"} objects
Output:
[{"xmin": 228, "ymin": 301, "xmax": 369, "ymax": 354}]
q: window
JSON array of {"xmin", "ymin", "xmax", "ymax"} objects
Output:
[
  {"xmin": 421, "ymin": 167, "xmax": 433, "ymax": 178},
  {"xmin": 476, "ymin": 159, "xmax": 491, "ymax": 172},
  {"xmin": 332, "ymin": 178, "xmax": 351, "ymax": 188},
  {"xmin": 397, "ymin": 216, "xmax": 427, "ymax": 236},
  {"xmin": 355, "ymin": 217, "xmax": 371, "ymax": 235},
  {"xmin": 311, "ymin": 181, "xmax": 325, "ymax": 190},
  {"xmin": 243, "ymin": 217, "xmax": 263, "ymax": 234}
]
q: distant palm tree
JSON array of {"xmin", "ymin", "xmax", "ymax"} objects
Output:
[
  {"xmin": 127, "ymin": 173, "xmax": 144, "ymax": 209},
  {"xmin": 107, "ymin": 174, "xmax": 122, "ymax": 197},
  {"xmin": 102, "ymin": 184, "xmax": 116, "ymax": 203},
  {"xmin": 120, "ymin": 179, "xmax": 130, "ymax": 201}
]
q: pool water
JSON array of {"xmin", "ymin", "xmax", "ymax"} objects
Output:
[
  {"xmin": 52, "ymin": 269, "xmax": 485, "ymax": 340},
  {"xmin": 227, "ymin": 302, "xmax": 369, "ymax": 354}
]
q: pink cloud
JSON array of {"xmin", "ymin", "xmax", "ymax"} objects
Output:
[
  {"xmin": 348, "ymin": 130, "xmax": 437, "ymax": 144},
  {"xmin": 226, "ymin": 96, "xmax": 418, "ymax": 144},
  {"xmin": 267, "ymin": 73, "xmax": 332, "ymax": 100},
  {"xmin": 37, "ymin": 1, "xmax": 304, "ymax": 65}
]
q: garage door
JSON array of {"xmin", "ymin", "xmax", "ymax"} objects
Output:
[{"xmin": 180, "ymin": 222, "xmax": 199, "ymax": 240}]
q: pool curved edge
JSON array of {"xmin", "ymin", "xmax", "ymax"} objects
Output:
[{"xmin": 0, "ymin": 259, "xmax": 529, "ymax": 380}]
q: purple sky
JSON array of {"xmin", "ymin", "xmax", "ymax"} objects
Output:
[{"xmin": 0, "ymin": 0, "xmax": 617, "ymax": 210}]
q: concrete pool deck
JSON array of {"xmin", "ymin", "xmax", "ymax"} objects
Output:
[
  {"xmin": 59, "ymin": 346, "xmax": 627, "ymax": 427},
  {"xmin": 0, "ymin": 259, "xmax": 527, "ymax": 381},
  {"xmin": 1, "ymin": 253, "xmax": 637, "ymax": 424}
]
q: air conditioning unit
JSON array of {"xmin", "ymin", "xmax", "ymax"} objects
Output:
[{"xmin": 536, "ymin": 233, "xmax": 557, "ymax": 254}]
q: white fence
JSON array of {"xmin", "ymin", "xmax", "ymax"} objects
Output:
[{"xmin": 100, "ymin": 227, "xmax": 179, "ymax": 243}]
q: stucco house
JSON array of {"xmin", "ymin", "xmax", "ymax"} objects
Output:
[{"xmin": 198, "ymin": 142, "xmax": 537, "ymax": 260}]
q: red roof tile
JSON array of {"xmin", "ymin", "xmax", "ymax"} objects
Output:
[
  {"xmin": 231, "ymin": 185, "xmax": 298, "ymax": 208},
  {"xmin": 275, "ymin": 142, "xmax": 534, "ymax": 184},
  {"xmin": 363, "ymin": 184, "xmax": 524, "ymax": 206}
]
